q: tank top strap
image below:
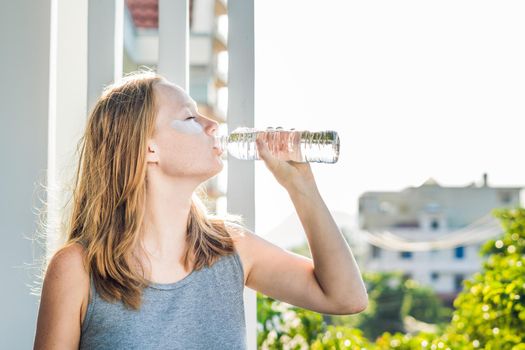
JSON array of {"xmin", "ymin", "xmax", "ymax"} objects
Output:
[{"xmin": 81, "ymin": 271, "xmax": 97, "ymax": 335}]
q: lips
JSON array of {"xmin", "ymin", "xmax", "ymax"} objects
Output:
[
  {"xmin": 212, "ymin": 139, "xmax": 222, "ymax": 153},
  {"xmin": 212, "ymin": 137, "xmax": 222, "ymax": 151}
]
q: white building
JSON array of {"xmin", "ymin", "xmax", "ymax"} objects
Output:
[{"xmin": 358, "ymin": 174, "xmax": 522, "ymax": 304}]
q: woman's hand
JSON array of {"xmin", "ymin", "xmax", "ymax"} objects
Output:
[{"xmin": 255, "ymin": 130, "xmax": 317, "ymax": 195}]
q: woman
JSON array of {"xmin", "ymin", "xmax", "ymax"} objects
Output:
[{"xmin": 33, "ymin": 71, "xmax": 368, "ymax": 349}]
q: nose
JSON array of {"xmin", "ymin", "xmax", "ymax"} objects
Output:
[{"xmin": 205, "ymin": 117, "xmax": 219, "ymax": 136}]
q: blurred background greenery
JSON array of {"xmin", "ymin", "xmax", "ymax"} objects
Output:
[{"xmin": 256, "ymin": 207, "xmax": 525, "ymax": 350}]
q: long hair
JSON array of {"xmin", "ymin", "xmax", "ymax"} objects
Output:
[{"xmin": 38, "ymin": 70, "xmax": 244, "ymax": 310}]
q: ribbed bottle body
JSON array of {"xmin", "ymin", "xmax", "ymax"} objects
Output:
[{"xmin": 217, "ymin": 127, "xmax": 339, "ymax": 163}]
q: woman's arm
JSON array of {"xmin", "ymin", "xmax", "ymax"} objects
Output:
[
  {"xmin": 287, "ymin": 182, "xmax": 368, "ymax": 312},
  {"xmin": 231, "ymin": 182, "xmax": 368, "ymax": 315},
  {"xmin": 230, "ymin": 137, "xmax": 368, "ymax": 314},
  {"xmin": 34, "ymin": 244, "xmax": 89, "ymax": 350}
]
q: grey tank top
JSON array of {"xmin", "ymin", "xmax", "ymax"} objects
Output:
[{"xmin": 79, "ymin": 252, "xmax": 246, "ymax": 349}]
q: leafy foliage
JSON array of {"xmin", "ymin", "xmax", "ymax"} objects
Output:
[
  {"xmin": 443, "ymin": 208, "xmax": 525, "ymax": 349},
  {"xmin": 348, "ymin": 272, "xmax": 451, "ymax": 339},
  {"xmin": 257, "ymin": 207, "xmax": 525, "ymax": 350}
]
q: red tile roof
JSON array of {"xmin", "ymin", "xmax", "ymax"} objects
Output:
[
  {"xmin": 126, "ymin": 0, "xmax": 158, "ymax": 28},
  {"xmin": 126, "ymin": 0, "xmax": 193, "ymax": 29}
]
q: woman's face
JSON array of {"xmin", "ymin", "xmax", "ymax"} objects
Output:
[{"xmin": 147, "ymin": 81, "xmax": 223, "ymax": 181}]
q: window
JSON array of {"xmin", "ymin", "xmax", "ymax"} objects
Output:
[
  {"xmin": 400, "ymin": 251, "xmax": 413, "ymax": 259},
  {"xmin": 430, "ymin": 219, "xmax": 440, "ymax": 230},
  {"xmin": 454, "ymin": 274, "xmax": 464, "ymax": 292},
  {"xmin": 379, "ymin": 201, "xmax": 397, "ymax": 214},
  {"xmin": 361, "ymin": 197, "xmax": 379, "ymax": 213},
  {"xmin": 454, "ymin": 246, "xmax": 465, "ymax": 259},
  {"xmin": 431, "ymin": 272, "xmax": 439, "ymax": 281},
  {"xmin": 372, "ymin": 245, "xmax": 381, "ymax": 259},
  {"xmin": 499, "ymin": 192, "xmax": 512, "ymax": 204}
]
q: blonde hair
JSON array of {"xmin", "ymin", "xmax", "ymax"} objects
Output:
[{"xmin": 38, "ymin": 70, "xmax": 244, "ymax": 310}]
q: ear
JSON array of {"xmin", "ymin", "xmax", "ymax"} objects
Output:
[{"xmin": 146, "ymin": 140, "xmax": 160, "ymax": 163}]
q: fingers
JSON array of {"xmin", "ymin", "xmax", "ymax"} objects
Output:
[
  {"xmin": 256, "ymin": 136, "xmax": 278, "ymax": 170},
  {"xmin": 256, "ymin": 129, "xmax": 297, "ymax": 165},
  {"xmin": 256, "ymin": 137, "xmax": 269, "ymax": 159}
]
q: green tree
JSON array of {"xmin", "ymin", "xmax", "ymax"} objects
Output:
[
  {"xmin": 257, "ymin": 292, "xmax": 326, "ymax": 349},
  {"xmin": 331, "ymin": 272, "xmax": 451, "ymax": 340},
  {"xmin": 291, "ymin": 244, "xmax": 452, "ymax": 339},
  {"xmin": 443, "ymin": 208, "xmax": 525, "ymax": 349},
  {"xmin": 257, "ymin": 291, "xmax": 375, "ymax": 349},
  {"xmin": 258, "ymin": 207, "xmax": 525, "ymax": 349}
]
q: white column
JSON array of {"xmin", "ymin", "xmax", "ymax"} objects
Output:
[
  {"xmin": 47, "ymin": 0, "xmax": 89, "ymax": 257},
  {"xmin": 87, "ymin": 0, "xmax": 124, "ymax": 112},
  {"xmin": 227, "ymin": 0, "xmax": 256, "ymax": 348},
  {"xmin": 0, "ymin": 0, "xmax": 87, "ymax": 347},
  {"xmin": 158, "ymin": 0, "xmax": 189, "ymax": 91}
]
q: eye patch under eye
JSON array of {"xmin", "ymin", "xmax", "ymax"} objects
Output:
[{"xmin": 170, "ymin": 118, "xmax": 204, "ymax": 135}]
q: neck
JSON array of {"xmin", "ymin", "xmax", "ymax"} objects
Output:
[{"xmin": 139, "ymin": 171, "xmax": 198, "ymax": 260}]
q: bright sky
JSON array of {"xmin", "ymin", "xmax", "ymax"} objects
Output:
[{"xmin": 252, "ymin": 1, "xmax": 525, "ymax": 240}]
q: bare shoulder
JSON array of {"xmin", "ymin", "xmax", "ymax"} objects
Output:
[
  {"xmin": 224, "ymin": 221, "xmax": 254, "ymax": 285},
  {"xmin": 47, "ymin": 243, "xmax": 89, "ymax": 284},
  {"xmin": 46, "ymin": 242, "xmax": 90, "ymax": 318},
  {"xmin": 34, "ymin": 242, "xmax": 90, "ymax": 349},
  {"xmin": 49, "ymin": 242, "xmax": 87, "ymax": 268}
]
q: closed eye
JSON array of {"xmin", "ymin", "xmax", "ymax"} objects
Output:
[{"xmin": 186, "ymin": 116, "xmax": 196, "ymax": 120}]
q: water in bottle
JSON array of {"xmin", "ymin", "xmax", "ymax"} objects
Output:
[{"xmin": 215, "ymin": 127, "xmax": 340, "ymax": 163}]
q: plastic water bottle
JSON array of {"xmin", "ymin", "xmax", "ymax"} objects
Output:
[{"xmin": 215, "ymin": 126, "xmax": 340, "ymax": 163}]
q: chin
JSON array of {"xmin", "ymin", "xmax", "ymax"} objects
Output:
[
  {"xmin": 212, "ymin": 161, "xmax": 224, "ymax": 175},
  {"xmin": 201, "ymin": 161, "xmax": 224, "ymax": 180}
]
